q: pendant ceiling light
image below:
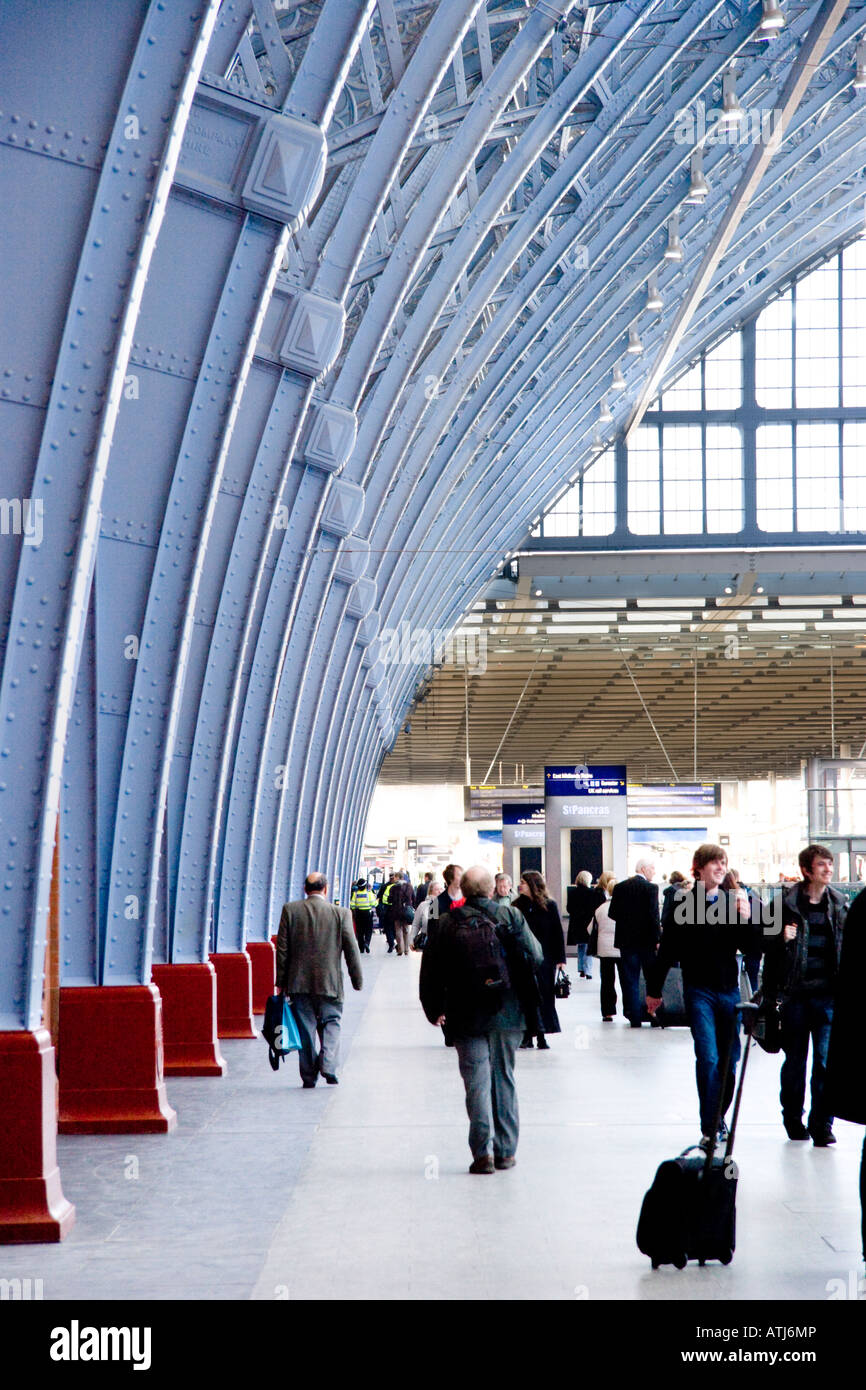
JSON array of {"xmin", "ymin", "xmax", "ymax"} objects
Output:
[
  {"xmin": 611, "ymin": 364, "xmax": 626, "ymax": 392},
  {"xmin": 599, "ymin": 395, "xmax": 613, "ymax": 423},
  {"xmin": 684, "ymin": 148, "xmax": 709, "ymax": 205},
  {"xmin": 855, "ymin": 40, "xmax": 866, "ymax": 90},
  {"xmin": 627, "ymin": 323, "xmax": 643, "ymax": 355},
  {"xmin": 719, "ymin": 67, "xmax": 746, "ymax": 127},
  {"xmin": 646, "ymin": 274, "xmax": 663, "ymax": 312},
  {"xmin": 758, "ymin": 0, "xmax": 785, "ymax": 34},
  {"xmin": 664, "ymin": 210, "xmax": 683, "ymax": 262}
]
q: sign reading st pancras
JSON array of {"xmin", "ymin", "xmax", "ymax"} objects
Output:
[{"xmin": 544, "ymin": 765, "xmax": 628, "ymax": 797}]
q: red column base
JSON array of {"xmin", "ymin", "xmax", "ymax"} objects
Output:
[
  {"xmin": 208, "ymin": 952, "xmax": 256, "ymax": 1039},
  {"xmin": 246, "ymin": 940, "xmax": 276, "ymax": 1014},
  {"xmin": 58, "ymin": 986, "xmax": 177, "ymax": 1134},
  {"xmin": 0, "ymin": 1029, "xmax": 75, "ymax": 1243},
  {"xmin": 150, "ymin": 963, "xmax": 226, "ymax": 1076}
]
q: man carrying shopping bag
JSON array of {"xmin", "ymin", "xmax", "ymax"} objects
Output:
[{"xmin": 275, "ymin": 871, "xmax": 363, "ymax": 1087}]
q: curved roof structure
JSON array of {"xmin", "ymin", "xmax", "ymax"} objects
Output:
[{"xmin": 2, "ymin": 0, "xmax": 866, "ymax": 1031}]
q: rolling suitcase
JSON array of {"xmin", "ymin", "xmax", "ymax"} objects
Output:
[{"xmin": 636, "ymin": 1002, "xmax": 757, "ymax": 1269}]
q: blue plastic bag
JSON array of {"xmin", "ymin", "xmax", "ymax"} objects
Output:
[{"xmin": 279, "ymin": 997, "xmax": 302, "ymax": 1054}]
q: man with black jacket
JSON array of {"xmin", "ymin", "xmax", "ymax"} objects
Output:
[
  {"xmin": 419, "ymin": 865, "xmax": 542, "ymax": 1174},
  {"xmin": 763, "ymin": 843, "xmax": 847, "ymax": 1145},
  {"xmin": 607, "ymin": 858, "xmax": 660, "ymax": 1026},
  {"xmin": 646, "ymin": 844, "xmax": 763, "ymax": 1148}
]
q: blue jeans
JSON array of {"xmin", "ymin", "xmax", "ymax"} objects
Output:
[
  {"xmin": 577, "ymin": 943, "xmax": 593, "ymax": 978},
  {"xmin": 454, "ymin": 1030, "xmax": 523, "ymax": 1160},
  {"xmin": 619, "ymin": 947, "xmax": 657, "ymax": 1026},
  {"xmin": 684, "ymin": 985, "xmax": 741, "ymax": 1138},
  {"xmin": 779, "ymin": 994, "xmax": 834, "ymax": 1133}
]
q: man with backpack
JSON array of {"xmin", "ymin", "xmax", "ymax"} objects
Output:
[{"xmin": 419, "ymin": 865, "xmax": 542, "ymax": 1174}]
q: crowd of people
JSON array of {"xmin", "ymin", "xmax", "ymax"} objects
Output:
[{"xmin": 275, "ymin": 846, "xmax": 865, "ymax": 1263}]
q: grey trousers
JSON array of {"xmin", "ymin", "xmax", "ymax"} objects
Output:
[
  {"xmin": 394, "ymin": 923, "xmax": 411, "ymax": 955},
  {"xmin": 291, "ymin": 994, "xmax": 343, "ymax": 1084},
  {"xmin": 454, "ymin": 1029, "xmax": 523, "ymax": 1160}
]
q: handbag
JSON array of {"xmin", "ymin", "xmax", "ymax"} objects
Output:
[
  {"xmin": 261, "ymin": 993, "xmax": 302, "ymax": 1070},
  {"xmin": 554, "ymin": 967, "xmax": 571, "ymax": 1000},
  {"xmin": 413, "ymin": 930, "xmax": 427, "ymax": 951},
  {"xmin": 746, "ymin": 988, "xmax": 782, "ymax": 1054}
]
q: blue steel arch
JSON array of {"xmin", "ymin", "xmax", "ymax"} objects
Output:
[{"xmin": 3, "ymin": 0, "xmax": 866, "ymax": 1040}]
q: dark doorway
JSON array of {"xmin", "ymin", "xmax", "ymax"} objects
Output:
[
  {"xmin": 519, "ymin": 846, "xmax": 542, "ymax": 875},
  {"xmin": 570, "ymin": 828, "xmax": 604, "ymax": 883}
]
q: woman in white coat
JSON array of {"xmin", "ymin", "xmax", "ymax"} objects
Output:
[{"xmin": 590, "ymin": 872, "xmax": 620, "ymax": 1021}]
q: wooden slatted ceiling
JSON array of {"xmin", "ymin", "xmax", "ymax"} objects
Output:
[{"xmin": 380, "ymin": 594, "xmax": 866, "ymax": 784}]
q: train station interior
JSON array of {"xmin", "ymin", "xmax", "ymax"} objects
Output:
[{"xmin": 2, "ymin": 0, "xmax": 866, "ymax": 1334}]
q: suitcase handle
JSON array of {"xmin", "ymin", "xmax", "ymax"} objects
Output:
[{"xmin": 701, "ymin": 1002, "xmax": 759, "ymax": 1176}]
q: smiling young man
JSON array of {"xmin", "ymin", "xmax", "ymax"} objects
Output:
[
  {"xmin": 763, "ymin": 843, "xmax": 848, "ymax": 1146},
  {"xmin": 646, "ymin": 843, "xmax": 761, "ymax": 1150}
]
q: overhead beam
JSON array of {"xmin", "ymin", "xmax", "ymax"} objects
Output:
[{"xmin": 623, "ymin": 0, "xmax": 851, "ymax": 441}]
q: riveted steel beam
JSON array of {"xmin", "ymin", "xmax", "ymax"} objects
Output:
[{"xmin": 0, "ymin": 0, "xmax": 221, "ymax": 1029}]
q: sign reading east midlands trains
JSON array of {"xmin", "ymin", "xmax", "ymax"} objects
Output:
[
  {"xmin": 502, "ymin": 803, "xmax": 546, "ymax": 826},
  {"xmin": 544, "ymin": 765, "xmax": 627, "ymax": 797}
]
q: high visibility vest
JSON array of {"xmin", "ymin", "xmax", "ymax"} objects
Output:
[
  {"xmin": 381, "ymin": 882, "xmax": 396, "ymax": 906},
  {"xmin": 351, "ymin": 888, "xmax": 376, "ymax": 911}
]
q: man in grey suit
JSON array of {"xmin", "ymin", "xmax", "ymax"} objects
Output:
[{"xmin": 276, "ymin": 871, "xmax": 363, "ymax": 1087}]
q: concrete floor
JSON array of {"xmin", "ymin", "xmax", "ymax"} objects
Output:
[{"xmin": 3, "ymin": 942, "xmax": 863, "ymax": 1301}]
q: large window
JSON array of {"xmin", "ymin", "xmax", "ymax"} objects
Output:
[
  {"xmin": 544, "ymin": 452, "xmax": 615, "ymax": 536},
  {"xmin": 536, "ymin": 237, "xmax": 866, "ymax": 541},
  {"xmin": 757, "ymin": 239, "xmax": 866, "ymax": 409},
  {"xmin": 757, "ymin": 419, "xmax": 866, "ymax": 533},
  {"xmin": 628, "ymin": 423, "xmax": 743, "ymax": 535}
]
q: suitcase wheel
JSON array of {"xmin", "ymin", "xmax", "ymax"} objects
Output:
[
  {"xmin": 720, "ymin": 1251, "xmax": 733, "ymax": 1266},
  {"xmin": 673, "ymin": 1256, "xmax": 687, "ymax": 1270},
  {"xmin": 698, "ymin": 1258, "xmax": 706, "ymax": 1267},
  {"xmin": 651, "ymin": 1260, "xmax": 659, "ymax": 1270}
]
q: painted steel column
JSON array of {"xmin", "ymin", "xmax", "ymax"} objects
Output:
[
  {"xmin": 0, "ymin": 0, "xmax": 220, "ymax": 1033},
  {"xmin": 222, "ymin": 0, "xmax": 480, "ymax": 936}
]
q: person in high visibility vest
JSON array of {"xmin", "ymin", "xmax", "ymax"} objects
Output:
[
  {"xmin": 350, "ymin": 879, "xmax": 377, "ymax": 954},
  {"xmin": 378, "ymin": 874, "xmax": 399, "ymax": 953}
]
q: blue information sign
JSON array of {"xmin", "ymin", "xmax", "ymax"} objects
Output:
[
  {"xmin": 544, "ymin": 765, "xmax": 627, "ymax": 797},
  {"xmin": 502, "ymin": 802, "xmax": 545, "ymax": 826}
]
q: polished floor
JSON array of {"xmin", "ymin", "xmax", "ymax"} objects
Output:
[{"xmin": 4, "ymin": 943, "xmax": 864, "ymax": 1300}]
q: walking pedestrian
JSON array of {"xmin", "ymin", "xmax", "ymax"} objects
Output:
[
  {"xmin": 646, "ymin": 844, "xmax": 761, "ymax": 1148},
  {"xmin": 513, "ymin": 870, "xmax": 566, "ymax": 1049},
  {"xmin": 411, "ymin": 877, "xmax": 444, "ymax": 949},
  {"xmin": 589, "ymin": 872, "xmax": 620, "ymax": 1021},
  {"xmin": 607, "ymin": 859, "xmax": 660, "ymax": 1027},
  {"xmin": 275, "ymin": 871, "xmax": 363, "ymax": 1087},
  {"xmin": 349, "ymin": 877, "xmax": 377, "ymax": 953},
  {"xmin": 420, "ymin": 866, "xmax": 542, "ymax": 1173},
  {"xmin": 566, "ymin": 870, "xmax": 603, "ymax": 980},
  {"xmin": 763, "ymin": 843, "xmax": 847, "ymax": 1145}
]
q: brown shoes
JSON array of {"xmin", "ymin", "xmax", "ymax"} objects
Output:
[
  {"xmin": 469, "ymin": 1154, "xmax": 495, "ymax": 1174},
  {"xmin": 494, "ymin": 1155, "xmax": 516, "ymax": 1170}
]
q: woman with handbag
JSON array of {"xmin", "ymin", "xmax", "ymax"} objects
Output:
[
  {"xmin": 411, "ymin": 876, "xmax": 444, "ymax": 950},
  {"xmin": 513, "ymin": 870, "xmax": 566, "ymax": 1050},
  {"xmin": 588, "ymin": 872, "xmax": 619, "ymax": 1021}
]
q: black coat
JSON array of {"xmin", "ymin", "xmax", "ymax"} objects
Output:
[
  {"xmin": 762, "ymin": 883, "xmax": 847, "ymax": 1001},
  {"xmin": 825, "ymin": 887, "xmax": 866, "ymax": 1125},
  {"xmin": 419, "ymin": 897, "xmax": 543, "ymax": 1041},
  {"xmin": 566, "ymin": 883, "xmax": 604, "ymax": 945},
  {"xmin": 608, "ymin": 874, "xmax": 661, "ymax": 954},
  {"xmin": 514, "ymin": 895, "xmax": 566, "ymax": 1034}
]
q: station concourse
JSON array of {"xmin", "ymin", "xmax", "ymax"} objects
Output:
[{"xmin": 2, "ymin": 0, "xmax": 866, "ymax": 1326}]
